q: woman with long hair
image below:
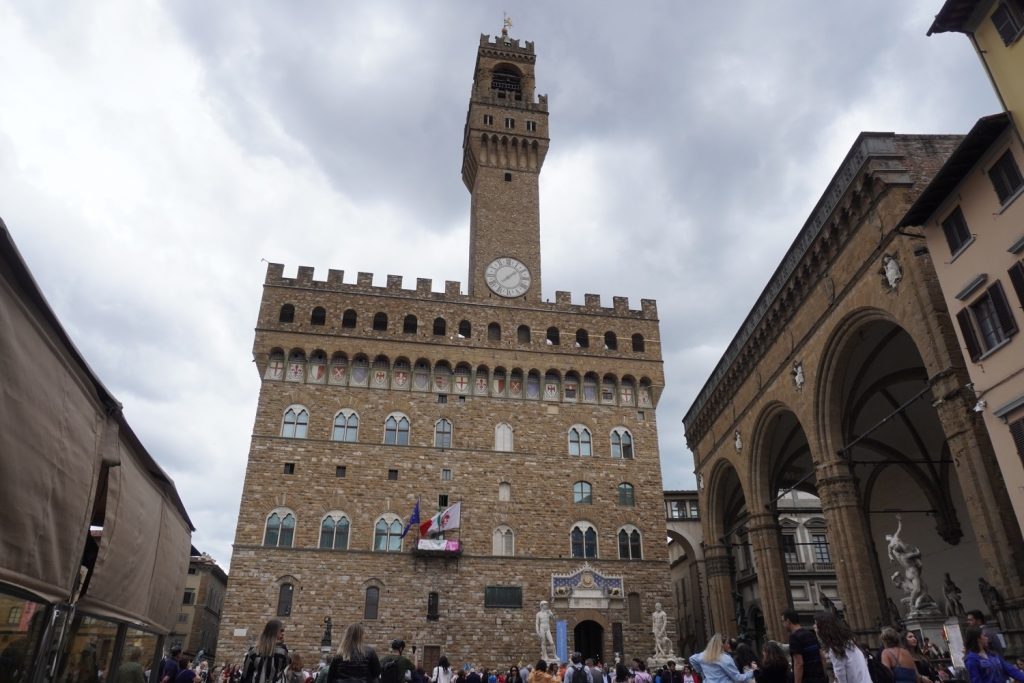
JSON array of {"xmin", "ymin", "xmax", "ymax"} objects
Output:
[
  {"xmin": 242, "ymin": 620, "xmax": 290, "ymax": 683},
  {"xmin": 879, "ymin": 628, "xmax": 928, "ymax": 683},
  {"xmin": 900, "ymin": 633, "xmax": 937, "ymax": 683},
  {"xmin": 614, "ymin": 663, "xmax": 632, "ymax": 683},
  {"xmin": 814, "ymin": 612, "xmax": 869, "ymax": 683},
  {"xmin": 689, "ymin": 634, "xmax": 755, "ymax": 683},
  {"xmin": 963, "ymin": 627, "xmax": 1024, "ymax": 683},
  {"xmin": 327, "ymin": 623, "xmax": 380, "ymax": 683},
  {"xmin": 433, "ymin": 657, "xmax": 454, "ymax": 683},
  {"xmin": 507, "ymin": 666, "xmax": 524, "ymax": 683},
  {"xmin": 732, "ymin": 644, "xmax": 758, "ymax": 674},
  {"xmin": 752, "ymin": 642, "xmax": 788, "ymax": 683}
]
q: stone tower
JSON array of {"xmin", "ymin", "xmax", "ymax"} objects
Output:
[
  {"xmin": 463, "ymin": 31, "xmax": 549, "ymax": 301},
  {"xmin": 217, "ymin": 30, "xmax": 673, "ymax": 667}
]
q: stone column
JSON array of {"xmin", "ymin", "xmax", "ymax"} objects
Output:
[
  {"xmin": 816, "ymin": 459, "xmax": 887, "ymax": 637},
  {"xmin": 930, "ymin": 373, "xmax": 1024, "ymax": 650},
  {"xmin": 746, "ymin": 512, "xmax": 792, "ymax": 641},
  {"xmin": 703, "ymin": 543, "xmax": 736, "ymax": 637}
]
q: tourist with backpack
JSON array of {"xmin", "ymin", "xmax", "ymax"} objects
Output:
[
  {"xmin": 380, "ymin": 640, "xmax": 414, "ymax": 683},
  {"xmin": 564, "ymin": 654, "xmax": 589, "ymax": 683},
  {"xmin": 242, "ymin": 620, "xmax": 291, "ymax": 683},
  {"xmin": 326, "ymin": 624, "xmax": 380, "ymax": 683}
]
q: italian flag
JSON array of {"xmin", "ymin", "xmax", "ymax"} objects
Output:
[{"xmin": 419, "ymin": 502, "xmax": 461, "ymax": 537}]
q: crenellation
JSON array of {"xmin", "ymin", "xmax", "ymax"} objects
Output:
[
  {"xmin": 613, "ymin": 296, "xmax": 629, "ymax": 313},
  {"xmin": 296, "ymin": 266, "xmax": 315, "ymax": 284},
  {"xmin": 445, "ymin": 280, "xmax": 461, "ymax": 296},
  {"xmin": 416, "ymin": 278, "xmax": 432, "ymax": 294},
  {"xmin": 357, "ymin": 272, "xmax": 374, "ymax": 287},
  {"xmin": 479, "ymin": 33, "xmax": 535, "ymax": 55},
  {"xmin": 555, "ymin": 291, "xmax": 572, "ymax": 305},
  {"xmin": 640, "ymin": 299, "xmax": 658, "ymax": 317},
  {"xmin": 584, "ymin": 293, "xmax": 601, "ymax": 308},
  {"xmin": 327, "ymin": 269, "xmax": 344, "ymax": 285},
  {"xmin": 266, "ymin": 262, "xmax": 285, "ymax": 282},
  {"xmin": 386, "ymin": 274, "xmax": 403, "ymax": 290}
]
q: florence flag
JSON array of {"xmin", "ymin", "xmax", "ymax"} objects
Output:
[{"xmin": 419, "ymin": 502, "xmax": 462, "ymax": 537}]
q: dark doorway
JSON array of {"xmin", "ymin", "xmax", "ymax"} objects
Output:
[{"xmin": 574, "ymin": 620, "xmax": 603, "ymax": 662}]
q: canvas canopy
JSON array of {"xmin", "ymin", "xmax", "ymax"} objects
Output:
[{"xmin": 0, "ymin": 221, "xmax": 193, "ymax": 632}]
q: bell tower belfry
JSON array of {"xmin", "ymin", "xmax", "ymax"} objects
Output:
[{"xmin": 462, "ymin": 24, "xmax": 549, "ymax": 302}]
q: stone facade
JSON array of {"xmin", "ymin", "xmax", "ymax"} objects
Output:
[
  {"xmin": 170, "ymin": 554, "xmax": 228, "ymax": 660},
  {"xmin": 682, "ymin": 133, "xmax": 1024, "ymax": 649},
  {"xmin": 218, "ymin": 31, "xmax": 674, "ymax": 670}
]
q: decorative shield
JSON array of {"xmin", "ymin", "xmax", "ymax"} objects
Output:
[
  {"xmin": 639, "ymin": 389, "xmax": 651, "ymax": 407},
  {"xmin": 434, "ymin": 374, "xmax": 450, "ymax": 391},
  {"xmin": 454, "ymin": 375, "xmax": 469, "ymax": 393},
  {"xmin": 308, "ymin": 364, "xmax": 326, "ymax": 383},
  {"xmin": 492, "ymin": 378, "xmax": 505, "ymax": 394},
  {"xmin": 372, "ymin": 370, "xmax": 388, "ymax": 388},
  {"xmin": 393, "ymin": 371, "xmax": 409, "ymax": 388},
  {"xmin": 544, "ymin": 383, "xmax": 558, "ymax": 399},
  {"xmin": 265, "ymin": 361, "xmax": 284, "ymax": 380},
  {"xmin": 475, "ymin": 377, "xmax": 488, "ymax": 395},
  {"xmin": 287, "ymin": 362, "xmax": 305, "ymax": 382},
  {"xmin": 413, "ymin": 370, "xmax": 429, "ymax": 390},
  {"xmin": 351, "ymin": 365, "xmax": 369, "ymax": 385},
  {"xmin": 509, "ymin": 379, "xmax": 522, "ymax": 397},
  {"xmin": 620, "ymin": 387, "xmax": 634, "ymax": 405}
]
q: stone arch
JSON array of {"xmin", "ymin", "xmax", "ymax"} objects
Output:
[
  {"xmin": 705, "ymin": 457, "xmax": 749, "ymax": 543},
  {"xmin": 749, "ymin": 401, "xmax": 816, "ymax": 510}
]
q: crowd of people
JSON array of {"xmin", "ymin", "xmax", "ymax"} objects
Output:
[
  {"xmin": 683, "ymin": 609, "xmax": 1023, "ymax": 683},
  {"xmin": 174, "ymin": 609, "xmax": 1022, "ymax": 683}
]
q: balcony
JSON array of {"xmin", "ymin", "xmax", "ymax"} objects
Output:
[{"xmin": 812, "ymin": 561, "xmax": 835, "ymax": 572}]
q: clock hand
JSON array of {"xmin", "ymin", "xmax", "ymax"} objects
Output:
[{"xmin": 501, "ymin": 272, "xmax": 518, "ymax": 284}]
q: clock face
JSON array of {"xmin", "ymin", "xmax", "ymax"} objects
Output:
[{"xmin": 485, "ymin": 257, "xmax": 531, "ymax": 297}]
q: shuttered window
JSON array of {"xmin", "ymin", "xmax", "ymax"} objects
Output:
[
  {"xmin": 1010, "ymin": 417, "xmax": 1024, "ymax": 458},
  {"xmin": 989, "ymin": 149, "xmax": 1024, "ymax": 204},
  {"xmin": 991, "ymin": 2, "xmax": 1024, "ymax": 44},
  {"xmin": 958, "ymin": 282, "xmax": 1019, "ymax": 360},
  {"xmin": 941, "ymin": 207, "xmax": 972, "ymax": 255},
  {"xmin": 1008, "ymin": 262, "xmax": 1024, "ymax": 308}
]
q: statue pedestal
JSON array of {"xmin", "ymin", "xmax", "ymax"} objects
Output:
[
  {"xmin": 903, "ymin": 614, "xmax": 950, "ymax": 663},
  {"xmin": 646, "ymin": 654, "xmax": 679, "ymax": 670},
  {"xmin": 939, "ymin": 617, "xmax": 965, "ymax": 669}
]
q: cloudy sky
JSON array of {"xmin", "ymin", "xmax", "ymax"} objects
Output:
[{"xmin": 0, "ymin": 1, "xmax": 999, "ymax": 568}]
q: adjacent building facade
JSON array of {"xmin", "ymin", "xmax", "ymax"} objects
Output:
[
  {"xmin": 169, "ymin": 551, "xmax": 228, "ymax": 660},
  {"xmin": 218, "ymin": 31, "xmax": 672, "ymax": 668}
]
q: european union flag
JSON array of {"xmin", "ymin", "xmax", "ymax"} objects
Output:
[{"xmin": 401, "ymin": 498, "xmax": 420, "ymax": 538}]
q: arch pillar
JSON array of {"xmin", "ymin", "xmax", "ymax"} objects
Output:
[
  {"xmin": 703, "ymin": 543, "xmax": 735, "ymax": 637},
  {"xmin": 930, "ymin": 373, "xmax": 1024, "ymax": 646},
  {"xmin": 815, "ymin": 459, "xmax": 886, "ymax": 636},
  {"xmin": 746, "ymin": 512, "xmax": 791, "ymax": 641}
]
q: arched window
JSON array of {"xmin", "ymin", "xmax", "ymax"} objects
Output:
[
  {"xmin": 434, "ymin": 419, "xmax": 453, "ymax": 449},
  {"xmin": 311, "ymin": 307, "xmax": 326, "ymax": 326},
  {"xmin": 319, "ymin": 513, "xmax": 351, "ymax": 550},
  {"xmin": 575, "ymin": 329, "xmax": 589, "ymax": 348},
  {"xmin": 498, "ymin": 482, "xmax": 512, "ymax": 502},
  {"xmin": 433, "ymin": 317, "xmax": 447, "ymax": 336},
  {"xmin": 618, "ymin": 483, "xmax": 635, "ymax": 507},
  {"xmin": 495, "ymin": 423, "xmax": 513, "ymax": 452},
  {"xmin": 488, "ymin": 322, "xmax": 502, "ymax": 341},
  {"xmin": 631, "ymin": 333, "xmax": 645, "ymax": 352},
  {"xmin": 573, "ymin": 481, "xmax": 593, "ymax": 504},
  {"xmin": 332, "ymin": 410, "xmax": 359, "ymax": 442},
  {"xmin": 604, "ymin": 331, "xmax": 618, "ymax": 350},
  {"xmin": 342, "ymin": 309, "xmax": 357, "ymax": 328},
  {"xmin": 458, "ymin": 320, "xmax": 472, "ymax": 339},
  {"xmin": 277, "ymin": 583, "xmax": 293, "ymax": 616},
  {"xmin": 546, "ymin": 327, "xmax": 560, "ymax": 345},
  {"xmin": 517, "ymin": 325, "xmax": 531, "ymax": 344},
  {"xmin": 364, "ymin": 586, "xmax": 380, "ymax": 619},
  {"xmin": 570, "ymin": 522, "xmax": 598, "ymax": 559},
  {"xmin": 618, "ymin": 527, "xmax": 643, "ymax": 560},
  {"xmin": 263, "ymin": 510, "xmax": 296, "ymax": 547},
  {"xmin": 373, "ymin": 312, "xmax": 388, "ymax": 331},
  {"xmin": 374, "ymin": 516, "xmax": 403, "ymax": 552},
  {"xmin": 279, "ymin": 304, "xmax": 295, "ymax": 323},
  {"xmin": 384, "ymin": 413, "xmax": 410, "ymax": 445},
  {"xmin": 403, "ymin": 315, "xmax": 418, "ymax": 334},
  {"xmin": 493, "ymin": 526, "xmax": 514, "ymax": 556},
  {"xmin": 568, "ymin": 426, "xmax": 592, "ymax": 456},
  {"xmin": 281, "ymin": 406, "xmax": 309, "ymax": 438},
  {"xmin": 611, "ymin": 428, "xmax": 634, "ymax": 459}
]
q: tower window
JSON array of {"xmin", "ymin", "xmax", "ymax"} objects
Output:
[
  {"xmin": 373, "ymin": 312, "xmax": 388, "ymax": 331},
  {"xmin": 283, "ymin": 463, "xmax": 295, "ymax": 475},
  {"xmin": 433, "ymin": 317, "xmax": 447, "ymax": 336},
  {"xmin": 988, "ymin": 149, "xmax": 1023, "ymax": 204},
  {"xmin": 505, "ymin": 117, "xmax": 515, "ymax": 129},
  {"xmin": 504, "ymin": 173, "xmax": 512, "ymax": 182},
  {"xmin": 342, "ymin": 309, "xmax": 357, "ymax": 328},
  {"xmin": 458, "ymin": 320, "xmax": 472, "ymax": 339},
  {"xmin": 278, "ymin": 304, "xmax": 295, "ymax": 323},
  {"xmin": 387, "ymin": 469, "xmax": 399, "ymax": 481},
  {"xmin": 311, "ymin": 307, "xmax": 326, "ymax": 326},
  {"xmin": 403, "ymin": 314, "xmax": 418, "ymax": 334},
  {"xmin": 526, "ymin": 120, "xmax": 537, "ymax": 132},
  {"xmin": 336, "ymin": 466, "xmax": 347, "ymax": 478},
  {"xmin": 483, "ymin": 114, "xmax": 494, "ymax": 125}
]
